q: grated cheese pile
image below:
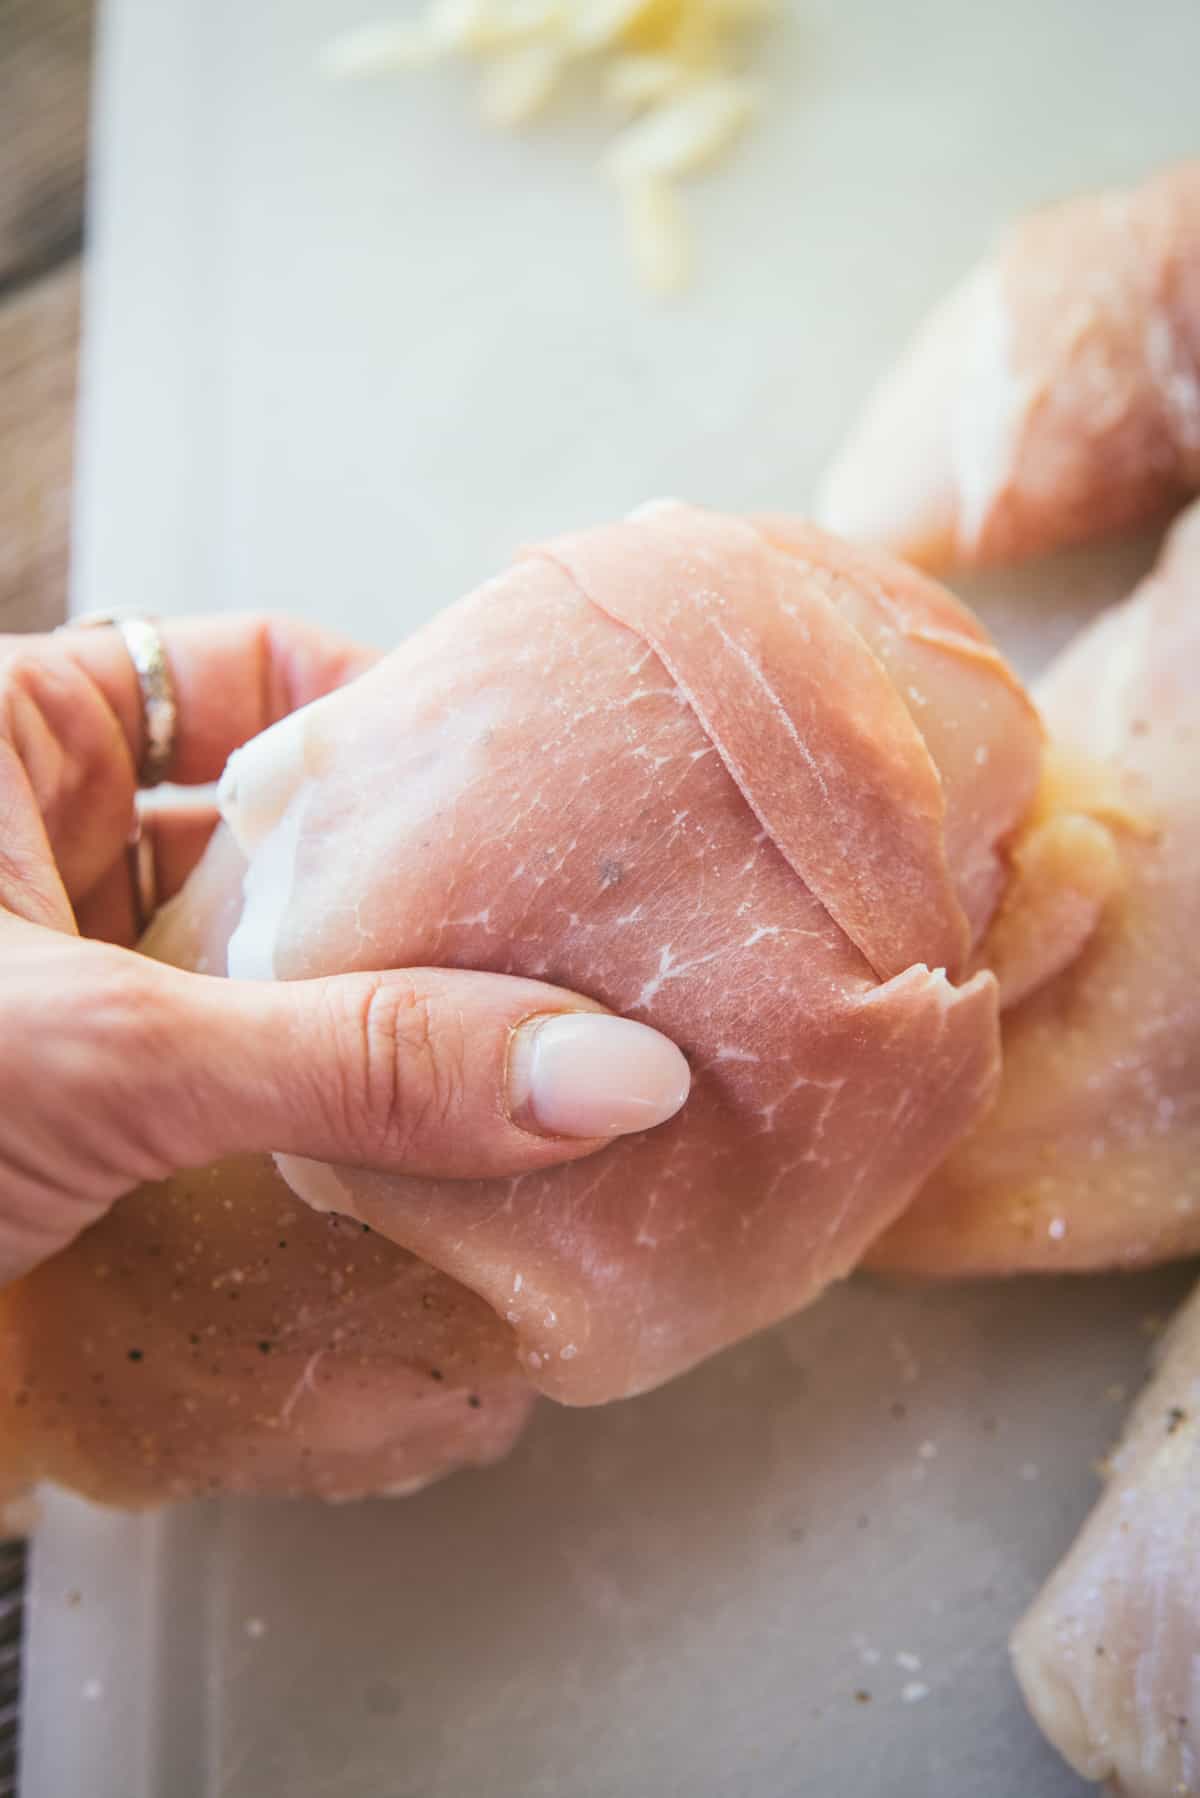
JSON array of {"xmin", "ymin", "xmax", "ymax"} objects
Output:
[{"xmin": 323, "ymin": 0, "xmax": 776, "ymax": 294}]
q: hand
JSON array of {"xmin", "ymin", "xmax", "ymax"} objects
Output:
[{"xmin": 0, "ymin": 615, "xmax": 689, "ymax": 1285}]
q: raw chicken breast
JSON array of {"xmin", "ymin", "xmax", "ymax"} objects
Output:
[
  {"xmin": 0, "ymin": 504, "xmax": 1040, "ymax": 1503},
  {"xmin": 819, "ymin": 163, "xmax": 1200, "ymax": 571},
  {"xmin": 0, "ymin": 1154, "xmax": 532, "ymax": 1507},
  {"xmin": 872, "ymin": 499, "xmax": 1200, "ymax": 1276},
  {"xmin": 1013, "ymin": 1279, "xmax": 1200, "ymax": 1797}
]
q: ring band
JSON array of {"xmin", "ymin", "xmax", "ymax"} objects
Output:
[
  {"xmin": 126, "ymin": 818, "xmax": 158, "ymax": 938},
  {"xmin": 71, "ymin": 613, "xmax": 179, "ymax": 787},
  {"xmin": 61, "ymin": 612, "xmax": 174, "ymax": 933}
]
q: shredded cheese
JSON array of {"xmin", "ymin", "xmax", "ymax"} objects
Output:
[
  {"xmin": 621, "ymin": 170, "xmax": 691, "ymax": 293},
  {"xmin": 323, "ymin": 0, "xmax": 775, "ymax": 294}
]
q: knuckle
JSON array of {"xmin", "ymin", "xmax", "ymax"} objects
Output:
[
  {"xmin": 53, "ymin": 947, "xmax": 182, "ymax": 1181},
  {"xmin": 0, "ymin": 652, "xmax": 67, "ymax": 730},
  {"xmin": 0, "ymin": 649, "xmax": 40, "ymax": 694},
  {"xmin": 332, "ymin": 978, "xmax": 468, "ymax": 1159},
  {"xmin": 80, "ymin": 945, "xmax": 160, "ymax": 1048},
  {"xmin": 0, "ymin": 655, "xmax": 44, "ymax": 743},
  {"xmin": 84, "ymin": 952, "xmax": 175, "ymax": 1094}
]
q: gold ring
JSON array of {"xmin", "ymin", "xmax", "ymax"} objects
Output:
[{"xmin": 70, "ymin": 613, "xmax": 179, "ymax": 787}]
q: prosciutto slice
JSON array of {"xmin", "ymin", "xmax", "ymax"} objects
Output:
[
  {"xmin": 0, "ymin": 504, "xmax": 1040, "ymax": 1502},
  {"xmin": 818, "ymin": 162, "xmax": 1200, "ymax": 571}
]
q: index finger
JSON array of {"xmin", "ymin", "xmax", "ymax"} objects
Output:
[{"xmin": 48, "ymin": 613, "xmax": 380, "ymax": 785}]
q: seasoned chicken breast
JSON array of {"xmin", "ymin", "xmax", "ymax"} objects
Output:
[{"xmin": 873, "ymin": 499, "xmax": 1200, "ymax": 1276}]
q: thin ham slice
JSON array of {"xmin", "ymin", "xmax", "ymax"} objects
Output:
[
  {"xmin": 540, "ymin": 508, "xmax": 968, "ymax": 980},
  {"xmin": 0, "ymin": 504, "xmax": 1040, "ymax": 1501},
  {"xmin": 751, "ymin": 518, "xmax": 1039, "ymax": 941},
  {"xmin": 818, "ymin": 162, "xmax": 1200, "ymax": 571}
]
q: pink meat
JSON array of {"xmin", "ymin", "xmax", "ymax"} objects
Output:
[
  {"xmin": 207, "ymin": 503, "xmax": 1032, "ymax": 1406},
  {"xmin": 819, "ymin": 162, "xmax": 1200, "ymax": 571},
  {"xmin": 541, "ymin": 507, "xmax": 967, "ymax": 980},
  {"xmin": 0, "ymin": 503, "xmax": 1042, "ymax": 1501},
  {"xmin": 752, "ymin": 518, "xmax": 1039, "ymax": 941}
]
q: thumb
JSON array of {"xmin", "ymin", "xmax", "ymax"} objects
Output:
[{"xmin": 145, "ymin": 961, "xmax": 691, "ymax": 1182}]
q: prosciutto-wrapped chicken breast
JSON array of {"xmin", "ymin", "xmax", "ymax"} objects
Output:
[
  {"xmin": 0, "ymin": 502, "xmax": 1040, "ymax": 1503},
  {"xmin": 819, "ymin": 162, "xmax": 1200, "ymax": 572}
]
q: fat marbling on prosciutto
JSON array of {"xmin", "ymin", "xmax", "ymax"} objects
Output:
[{"xmin": 0, "ymin": 503, "xmax": 1041, "ymax": 1503}]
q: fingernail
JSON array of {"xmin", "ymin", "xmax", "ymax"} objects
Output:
[{"xmin": 509, "ymin": 1013, "xmax": 690, "ymax": 1141}]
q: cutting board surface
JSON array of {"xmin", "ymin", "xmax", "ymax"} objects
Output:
[{"xmin": 26, "ymin": 0, "xmax": 1200, "ymax": 1792}]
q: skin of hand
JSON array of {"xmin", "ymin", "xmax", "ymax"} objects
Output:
[{"xmin": 0, "ymin": 615, "xmax": 689, "ymax": 1288}]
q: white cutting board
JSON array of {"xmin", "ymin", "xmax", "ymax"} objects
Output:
[{"xmin": 25, "ymin": 0, "xmax": 1200, "ymax": 1792}]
